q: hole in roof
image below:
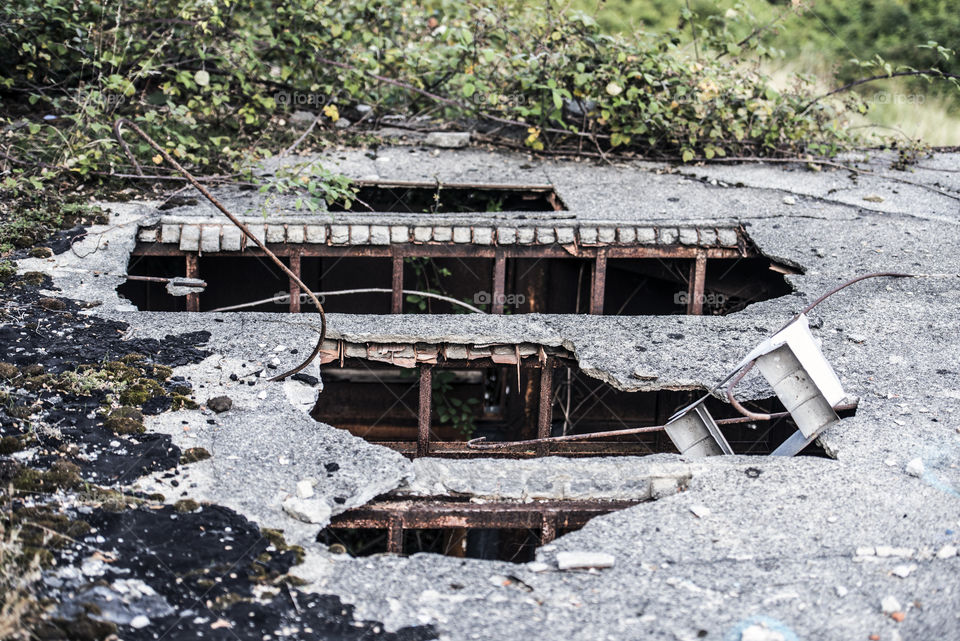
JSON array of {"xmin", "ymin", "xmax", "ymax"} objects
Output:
[
  {"xmin": 119, "ymin": 250, "xmax": 795, "ymax": 315},
  {"xmin": 317, "ymin": 496, "xmax": 638, "ymax": 562},
  {"xmin": 311, "ymin": 347, "xmax": 855, "ymax": 459},
  {"xmin": 328, "ymin": 183, "xmax": 565, "ymax": 213}
]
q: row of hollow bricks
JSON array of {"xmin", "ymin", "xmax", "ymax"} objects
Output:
[{"xmin": 141, "ymin": 222, "xmax": 741, "ymax": 253}]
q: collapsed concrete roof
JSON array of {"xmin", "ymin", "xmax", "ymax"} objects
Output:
[{"xmin": 16, "ymin": 146, "xmax": 960, "ymax": 639}]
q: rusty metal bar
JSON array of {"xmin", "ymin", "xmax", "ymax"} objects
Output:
[
  {"xmin": 289, "ymin": 253, "xmax": 301, "ymax": 314},
  {"xmin": 540, "ymin": 514, "xmax": 557, "ymax": 544},
  {"xmin": 417, "ymin": 365, "xmax": 433, "ymax": 458},
  {"xmin": 687, "ymin": 250, "xmax": 707, "ymax": 315},
  {"xmin": 372, "ymin": 440, "xmax": 661, "ymax": 458},
  {"xmin": 391, "ymin": 254, "xmax": 404, "ymax": 314},
  {"xmin": 492, "ymin": 249, "xmax": 506, "ymax": 314},
  {"xmin": 386, "ymin": 515, "xmax": 403, "ymax": 554},
  {"xmin": 184, "ymin": 254, "xmax": 199, "ymax": 312},
  {"xmin": 536, "ymin": 357, "xmax": 554, "ymax": 456},
  {"xmin": 589, "ymin": 251, "xmax": 607, "ymax": 315}
]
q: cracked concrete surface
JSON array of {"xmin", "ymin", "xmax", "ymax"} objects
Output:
[{"xmin": 14, "ymin": 146, "xmax": 960, "ymax": 640}]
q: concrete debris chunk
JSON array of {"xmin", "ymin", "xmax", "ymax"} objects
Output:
[
  {"xmin": 905, "ymin": 457, "xmax": 924, "ymax": 477},
  {"xmin": 689, "ymin": 505, "xmax": 711, "ymax": 519},
  {"xmin": 891, "ymin": 564, "xmax": 916, "ymax": 578},
  {"xmin": 937, "ymin": 545, "xmax": 958, "ymax": 559},
  {"xmin": 424, "ymin": 131, "xmax": 471, "ymax": 148},
  {"xmin": 880, "ymin": 595, "xmax": 902, "ymax": 614},
  {"xmin": 282, "ymin": 497, "xmax": 331, "ymax": 524},
  {"xmin": 296, "ymin": 478, "xmax": 316, "ymax": 499},
  {"xmin": 556, "ymin": 551, "xmax": 615, "ymax": 570}
]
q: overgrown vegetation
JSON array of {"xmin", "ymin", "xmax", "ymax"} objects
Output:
[{"xmin": 3, "ymin": 0, "xmax": 947, "ymax": 215}]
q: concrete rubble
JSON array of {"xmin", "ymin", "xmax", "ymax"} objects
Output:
[{"xmin": 13, "ymin": 145, "xmax": 960, "ymax": 639}]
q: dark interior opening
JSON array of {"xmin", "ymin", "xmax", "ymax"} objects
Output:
[
  {"xmin": 312, "ymin": 359, "xmax": 855, "ymax": 458},
  {"xmin": 329, "ymin": 185, "xmax": 565, "ymax": 213},
  {"xmin": 318, "ymin": 523, "xmax": 547, "ymax": 562},
  {"xmin": 120, "ymin": 251, "xmax": 793, "ymax": 315}
]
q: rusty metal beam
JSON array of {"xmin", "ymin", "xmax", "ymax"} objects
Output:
[
  {"xmin": 417, "ymin": 365, "xmax": 433, "ymax": 458},
  {"xmin": 288, "ymin": 253, "xmax": 301, "ymax": 314},
  {"xmin": 132, "ymin": 242, "xmax": 746, "ymax": 261},
  {"xmin": 492, "ymin": 249, "xmax": 506, "ymax": 315},
  {"xmin": 391, "ymin": 254, "xmax": 404, "ymax": 314},
  {"xmin": 184, "ymin": 254, "xmax": 199, "ymax": 312},
  {"xmin": 687, "ymin": 250, "xmax": 707, "ymax": 315},
  {"xmin": 536, "ymin": 357, "xmax": 555, "ymax": 456},
  {"xmin": 327, "ymin": 498, "xmax": 641, "ymax": 533},
  {"xmin": 589, "ymin": 251, "xmax": 607, "ymax": 315},
  {"xmin": 351, "ymin": 179, "xmax": 559, "ymax": 192}
]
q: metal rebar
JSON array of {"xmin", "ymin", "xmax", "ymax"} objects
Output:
[{"xmin": 114, "ymin": 118, "xmax": 326, "ymax": 381}]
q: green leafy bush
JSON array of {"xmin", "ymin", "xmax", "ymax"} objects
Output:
[{"xmin": 9, "ymin": 0, "xmax": 943, "ymax": 226}]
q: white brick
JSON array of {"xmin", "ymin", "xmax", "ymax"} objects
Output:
[
  {"xmin": 221, "ymin": 227, "xmax": 243, "ymax": 251},
  {"xmin": 305, "ymin": 225, "xmax": 326, "ymax": 243},
  {"xmin": 473, "ymin": 227, "xmax": 493, "ymax": 245},
  {"xmin": 579, "ymin": 227, "xmax": 598, "ymax": 244},
  {"xmin": 349, "ymin": 225, "xmax": 369, "ymax": 244},
  {"xmin": 556, "ymin": 227, "xmax": 575, "ymax": 244},
  {"xmin": 432, "ymin": 227, "xmax": 452, "ymax": 242},
  {"xmin": 497, "ymin": 228, "xmax": 516, "ymax": 244},
  {"xmin": 390, "ymin": 226, "xmax": 409, "ymax": 243},
  {"xmin": 678, "ymin": 228, "xmax": 698, "ymax": 245},
  {"xmin": 617, "ymin": 227, "xmax": 636, "ymax": 243},
  {"xmin": 246, "ymin": 224, "xmax": 266, "ymax": 247},
  {"xmin": 179, "ymin": 225, "xmax": 201, "ymax": 251},
  {"xmin": 517, "ymin": 228, "xmax": 535, "ymax": 244},
  {"xmin": 636, "ymin": 227, "xmax": 656, "ymax": 243},
  {"xmin": 717, "ymin": 228, "xmax": 739, "ymax": 246},
  {"xmin": 369, "ymin": 225, "xmax": 390, "ymax": 245},
  {"xmin": 453, "ymin": 227, "xmax": 471, "ymax": 243},
  {"xmin": 286, "ymin": 225, "xmax": 305, "ymax": 244},
  {"xmin": 200, "ymin": 226, "xmax": 221, "ymax": 253},
  {"xmin": 536, "ymin": 227, "xmax": 556, "ymax": 244},
  {"xmin": 267, "ymin": 225, "xmax": 285, "ymax": 243},
  {"xmin": 160, "ymin": 224, "xmax": 181, "ymax": 244},
  {"xmin": 330, "ymin": 225, "xmax": 349, "ymax": 244},
  {"xmin": 413, "ymin": 226, "xmax": 432, "ymax": 242},
  {"xmin": 138, "ymin": 227, "xmax": 158, "ymax": 243},
  {"xmin": 658, "ymin": 227, "xmax": 679, "ymax": 244},
  {"xmin": 597, "ymin": 227, "xmax": 616, "ymax": 243},
  {"xmin": 699, "ymin": 228, "xmax": 717, "ymax": 246}
]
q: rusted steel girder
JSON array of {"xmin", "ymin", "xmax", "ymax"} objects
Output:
[{"xmin": 327, "ymin": 498, "xmax": 641, "ymax": 552}]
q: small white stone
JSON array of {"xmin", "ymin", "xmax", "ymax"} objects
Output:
[
  {"xmin": 782, "ymin": 196, "xmax": 797, "ymax": 205},
  {"xmin": 130, "ymin": 615, "xmax": 151, "ymax": 629},
  {"xmin": 936, "ymin": 545, "xmax": 957, "ymax": 559},
  {"xmin": 556, "ymin": 551, "xmax": 615, "ymax": 570},
  {"xmin": 296, "ymin": 479, "xmax": 316, "ymax": 499},
  {"xmin": 880, "ymin": 595, "xmax": 902, "ymax": 614},
  {"xmin": 891, "ymin": 564, "xmax": 916, "ymax": 578},
  {"xmin": 905, "ymin": 457, "xmax": 924, "ymax": 477},
  {"xmin": 855, "ymin": 546, "xmax": 875, "ymax": 556},
  {"xmin": 527, "ymin": 561, "xmax": 550, "ymax": 573},
  {"xmin": 282, "ymin": 497, "xmax": 331, "ymax": 524},
  {"xmin": 835, "ymin": 585, "xmax": 848, "ymax": 597}
]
